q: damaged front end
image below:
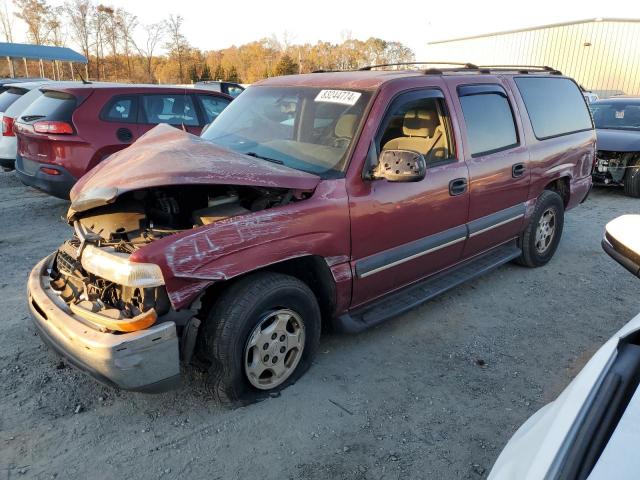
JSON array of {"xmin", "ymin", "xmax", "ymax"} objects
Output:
[
  {"xmin": 28, "ymin": 125, "xmax": 320, "ymax": 391},
  {"xmin": 593, "ymin": 151, "xmax": 637, "ymax": 185}
]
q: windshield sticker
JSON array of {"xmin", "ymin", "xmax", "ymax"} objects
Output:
[
  {"xmin": 615, "ymin": 110, "xmax": 625, "ymax": 119},
  {"xmin": 315, "ymin": 90, "xmax": 361, "ymax": 106}
]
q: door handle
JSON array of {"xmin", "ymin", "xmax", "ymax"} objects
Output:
[
  {"xmin": 449, "ymin": 178, "xmax": 468, "ymax": 196},
  {"xmin": 512, "ymin": 163, "xmax": 525, "ymax": 178}
]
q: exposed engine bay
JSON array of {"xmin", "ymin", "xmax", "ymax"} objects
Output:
[
  {"xmin": 50, "ymin": 185, "xmax": 305, "ymax": 333},
  {"xmin": 593, "ymin": 151, "xmax": 639, "ymax": 185}
]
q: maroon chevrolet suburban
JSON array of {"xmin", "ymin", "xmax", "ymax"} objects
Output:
[{"xmin": 27, "ymin": 64, "xmax": 595, "ymax": 403}]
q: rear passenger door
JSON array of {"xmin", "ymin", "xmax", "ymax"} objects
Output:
[
  {"xmin": 453, "ymin": 83, "xmax": 531, "ymax": 258},
  {"xmin": 139, "ymin": 93, "xmax": 202, "ymax": 135},
  {"xmin": 100, "ymin": 95, "xmax": 141, "ymax": 145}
]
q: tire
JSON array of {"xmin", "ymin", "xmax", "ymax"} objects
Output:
[
  {"xmin": 515, "ymin": 190, "xmax": 565, "ymax": 268},
  {"xmin": 623, "ymin": 157, "xmax": 640, "ymax": 198},
  {"xmin": 198, "ymin": 272, "xmax": 321, "ymax": 405}
]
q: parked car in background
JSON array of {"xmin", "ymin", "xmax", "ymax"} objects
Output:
[
  {"xmin": 14, "ymin": 83, "xmax": 232, "ymax": 198},
  {"xmin": 195, "ymin": 80, "xmax": 245, "ymax": 97},
  {"xmin": 27, "ymin": 65, "xmax": 594, "ymax": 401},
  {"xmin": 490, "ymin": 214, "xmax": 640, "ymax": 480},
  {"xmin": 590, "ymin": 97, "xmax": 640, "ymax": 197},
  {"xmin": 0, "ymin": 77, "xmax": 48, "ymax": 92},
  {"xmin": 0, "ymin": 80, "xmax": 53, "ymax": 171}
]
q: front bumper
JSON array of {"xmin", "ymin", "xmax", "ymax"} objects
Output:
[
  {"xmin": 27, "ymin": 254, "xmax": 181, "ymax": 393},
  {"xmin": 15, "ymin": 154, "xmax": 76, "ymax": 199}
]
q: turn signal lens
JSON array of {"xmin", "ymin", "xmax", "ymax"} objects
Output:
[
  {"xmin": 33, "ymin": 121, "xmax": 74, "ymax": 135},
  {"xmin": 40, "ymin": 167, "xmax": 61, "ymax": 176}
]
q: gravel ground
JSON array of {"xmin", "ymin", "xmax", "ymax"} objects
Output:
[{"xmin": 1, "ymin": 170, "xmax": 639, "ymax": 480}]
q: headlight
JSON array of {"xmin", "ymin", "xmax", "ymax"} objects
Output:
[{"xmin": 80, "ymin": 245, "xmax": 164, "ymax": 288}]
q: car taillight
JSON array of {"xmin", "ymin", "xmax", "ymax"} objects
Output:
[
  {"xmin": 33, "ymin": 121, "xmax": 74, "ymax": 135},
  {"xmin": 2, "ymin": 116, "xmax": 15, "ymax": 136}
]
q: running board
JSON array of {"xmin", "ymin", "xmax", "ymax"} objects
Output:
[{"xmin": 334, "ymin": 241, "xmax": 522, "ymax": 333}]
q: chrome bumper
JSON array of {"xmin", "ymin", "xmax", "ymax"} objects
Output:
[{"xmin": 27, "ymin": 254, "xmax": 181, "ymax": 393}]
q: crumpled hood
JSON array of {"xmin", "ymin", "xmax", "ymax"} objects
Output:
[
  {"xmin": 69, "ymin": 124, "xmax": 320, "ymax": 214},
  {"xmin": 596, "ymin": 128, "xmax": 640, "ymax": 152}
]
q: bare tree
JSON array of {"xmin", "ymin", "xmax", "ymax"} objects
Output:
[
  {"xmin": 117, "ymin": 9, "xmax": 137, "ymax": 80},
  {"xmin": 65, "ymin": 0, "xmax": 93, "ymax": 74},
  {"xmin": 47, "ymin": 7, "xmax": 65, "ymax": 46},
  {"xmin": 0, "ymin": 0, "xmax": 14, "ymax": 42},
  {"xmin": 13, "ymin": 0, "xmax": 54, "ymax": 45},
  {"xmin": 165, "ymin": 14, "xmax": 190, "ymax": 83},
  {"xmin": 134, "ymin": 22, "xmax": 164, "ymax": 82}
]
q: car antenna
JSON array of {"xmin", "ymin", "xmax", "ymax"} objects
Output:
[{"xmin": 73, "ymin": 65, "xmax": 92, "ymax": 85}]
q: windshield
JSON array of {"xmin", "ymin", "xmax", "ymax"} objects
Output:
[
  {"xmin": 590, "ymin": 102, "xmax": 640, "ymax": 131},
  {"xmin": 201, "ymin": 86, "xmax": 371, "ymax": 177}
]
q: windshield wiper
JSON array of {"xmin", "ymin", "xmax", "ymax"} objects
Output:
[{"xmin": 245, "ymin": 151, "xmax": 284, "ymax": 165}]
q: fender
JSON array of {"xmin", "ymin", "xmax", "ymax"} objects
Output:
[{"xmin": 130, "ymin": 180, "xmax": 351, "ymax": 310}]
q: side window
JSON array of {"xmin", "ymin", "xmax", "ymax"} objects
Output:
[
  {"xmin": 377, "ymin": 91, "xmax": 453, "ymax": 164},
  {"xmin": 225, "ymin": 85, "xmax": 244, "ymax": 98},
  {"xmin": 198, "ymin": 95, "xmax": 231, "ymax": 123},
  {"xmin": 515, "ymin": 77, "xmax": 593, "ymax": 139},
  {"xmin": 101, "ymin": 96, "xmax": 137, "ymax": 123},
  {"xmin": 141, "ymin": 94, "xmax": 198, "ymax": 126},
  {"xmin": 458, "ymin": 85, "xmax": 518, "ymax": 157}
]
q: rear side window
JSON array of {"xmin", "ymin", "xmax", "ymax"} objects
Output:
[
  {"xmin": 19, "ymin": 90, "xmax": 77, "ymax": 123},
  {"xmin": 515, "ymin": 77, "xmax": 593, "ymax": 139},
  {"xmin": 223, "ymin": 84, "xmax": 244, "ymax": 98},
  {"xmin": 0, "ymin": 87, "xmax": 26, "ymax": 112},
  {"xmin": 141, "ymin": 94, "xmax": 198, "ymax": 126},
  {"xmin": 198, "ymin": 95, "xmax": 230, "ymax": 123},
  {"xmin": 458, "ymin": 85, "xmax": 518, "ymax": 157},
  {"xmin": 101, "ymin": 96, "xmax": 137, "ymax": 122}
]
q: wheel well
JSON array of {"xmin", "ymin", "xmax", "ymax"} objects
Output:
[
  {"xmin": 199, "ymin": 256, "xmax": 337, "ymax": 329},
  {"xmin": 544, "ymin": 177, "xmax": 570, "ymax": 207}
]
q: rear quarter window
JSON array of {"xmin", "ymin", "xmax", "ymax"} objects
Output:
[
  {"xmin": 515, "ymin": 77, "xmax": 593, "ymax": 139},
  {"xmin": 19, "ymin": 90, "xmax": 77, "ymax": 123}
]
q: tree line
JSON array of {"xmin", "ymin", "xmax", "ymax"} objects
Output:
[{"xmin": 0, "ymin": 0, "xmax": 415, "ymax": 84}]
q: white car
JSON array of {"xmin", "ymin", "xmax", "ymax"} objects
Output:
[
  {"xmin": 490, "ymin": 214, "xmax": 640, "ymax": 480},
  {"xmin": 0, "ymin": 80, "xmax": 51, "ymax": 171}
]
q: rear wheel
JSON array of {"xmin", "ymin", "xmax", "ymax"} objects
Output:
[
  {"xmin": 516, "ymin": 190, "xmax": 564, "ymax": 267},
  {"xmin": 623, "ymin": 157, "xmax": 640, "ymax": 198},
  {"xmin": 198, "ymin": 272, "xmax": 321, "ymax": 405}
]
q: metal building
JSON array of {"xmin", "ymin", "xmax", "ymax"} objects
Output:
[{"xmin": 425, "ymin": 18, "xmax": 640, "ymax": 97}]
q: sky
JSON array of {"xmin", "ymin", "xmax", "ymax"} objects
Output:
[{"xmin": 10, "ymin": 0, "xmax": 640, "ymax": 57}]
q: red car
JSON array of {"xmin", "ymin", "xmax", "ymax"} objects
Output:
[
  {"xmin": 14, "ymin": 84, "xmax": 232, "ymax": 198},
  {"xmin": 28, "ymin": 65, "xmax": 594, "ymax": 401}
]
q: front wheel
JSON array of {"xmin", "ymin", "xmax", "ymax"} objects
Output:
[
  {"xmin": 198, "ymin": 272, "xmax": 321, "ymax": 405},
  {"xmin": 623, "ymin": 157, "xmax": 640, "ymax": 198},
  {"xmin": 515, "ymin": 190, "xmax": 565, "ymax": 267}
]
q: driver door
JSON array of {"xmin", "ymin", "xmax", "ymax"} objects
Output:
[{"xmin": 348, "ymin": 89, "xmax": 470, "ymax": 307}]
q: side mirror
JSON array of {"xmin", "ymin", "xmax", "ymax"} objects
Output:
[
  {"xmin": 602, "ymin": 215, "xmax": 640, "ymax": 277},
  {"xmin": 373, "ymin": 149, "xmax": 426, "ymax": 182}
]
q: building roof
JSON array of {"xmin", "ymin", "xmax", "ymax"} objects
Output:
[
  {"xmin": 429, "ymin": 18, "xmax": 640, "ymax": 45},
  {"xmin": 0, "ymin": 42, "xmax": 87, "ymax": 63}
]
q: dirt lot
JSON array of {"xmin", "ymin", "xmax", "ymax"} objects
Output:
[{"xmin": 1, "ymin": 171, "xmax": 638, "ymax": 480}]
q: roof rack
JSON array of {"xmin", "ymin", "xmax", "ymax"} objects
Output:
[
  {"xmin": 359, "ymin": 61, "xmax": 478, "ymax": 71},
  {"xmin": 476, "ymin": 64, "xmax": 562, "ymax": 74}
]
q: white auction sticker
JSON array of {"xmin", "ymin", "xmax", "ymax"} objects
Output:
[
  {"xmin": 315, "ymin": 89, "xmax": 361, "ymax": 106},
  {"xmin": 615, "ymin": 110, "xmax": 625, "ymax": 119}
]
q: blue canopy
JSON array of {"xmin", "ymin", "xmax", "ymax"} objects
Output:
[{"xmin": 0, "ymin": 42, "xmax": 87, "ymax": 63}]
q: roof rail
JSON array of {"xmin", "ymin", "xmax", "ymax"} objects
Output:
[
  {"xmin": 476, "ymin": 64, "xmax": 562, "ymax": 74},
  {"xmin": 359, "ymin": 61, "xmax": 478, "ymax": 71}
]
